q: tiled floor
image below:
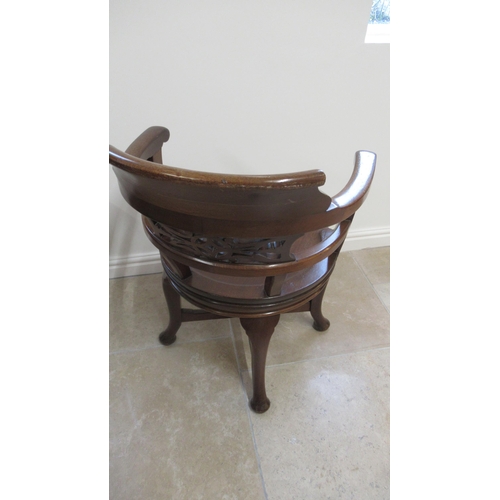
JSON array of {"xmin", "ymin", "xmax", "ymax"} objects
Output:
[{"xmin": 110, "ymin": 246, "xmax": 390, "ymax": 499}]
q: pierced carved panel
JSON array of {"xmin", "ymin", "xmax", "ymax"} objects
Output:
[{"xmin": 150, "ymin": 221, "xmax": 299, "ymax": 264}]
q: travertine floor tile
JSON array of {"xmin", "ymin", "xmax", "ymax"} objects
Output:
[
  {"xmin": 352, "ymin": 246, "xmax": 390, "ymax": 285},
  {"xmin": 110, "ymin": 273, "xmax": 231, "ymax": 352},
  {"xmin": 110, "ymin": 247, "xmax": 390, "ymax": 500},
  {"xmin": 110, "ymin": 338, "xmax": 265, "ymax": 500},
  {"xmin": 232, "ymin": 252, "xmax": 389, "ymax": 370},
  {"xmin": 246, "ymin": 348, "xmax": 389, "ymax": 500}
]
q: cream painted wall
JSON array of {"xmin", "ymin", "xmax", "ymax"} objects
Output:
[{"xmin": 109, "ymin": 0, "xmax": 389, "ymax": 277}]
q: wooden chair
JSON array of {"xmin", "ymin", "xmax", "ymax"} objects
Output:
[{"xmin": 110, "ymin": 126, "xmax": 376, "ymax": 413}]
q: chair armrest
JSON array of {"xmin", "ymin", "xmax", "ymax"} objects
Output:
[
  {"xmin": 331, "ymin": 150, "xmax": 376, "ymax": 213},
  {"xmin": 125, "ymin": 126, "xmax": 170, "ymax": 161}
]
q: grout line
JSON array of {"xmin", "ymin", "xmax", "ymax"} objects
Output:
[
  {"xmin": 109, "ymin": 271, "xmax": 163, "ymax": 281},
  {"xmin": 375, "ymin": 288, "xmax": 390, "ymax": 315},
  {"xmin": 229, "ymin": 319, "xmax": 269, "ymax": 500},
  {"xmin": 109, "ymin": 334, "xmax": 231, "ymax": 356},
  {"xmin": 239, "ymin": 344, "xmax": 390, "ymax": 374},
  {"xmin": 109, "ymin": 344, "xmax": 164, "ymax": 356},
  {"xmin": 350, "ymin": 250, "xmax": 390, "ymax": 315}
]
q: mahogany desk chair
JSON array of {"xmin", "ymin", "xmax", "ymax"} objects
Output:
[{"xmin": 110, "ymin": 126, "xmax": 376, "ymax": 413}]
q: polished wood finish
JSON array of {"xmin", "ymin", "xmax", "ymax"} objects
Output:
[
  {"xmin": 240, "ymin": 315, "xmax": 280, "ymax": 413},
  {"xmin": 110, "ymin": 126, "xmax": 376, "ymax": 413}
]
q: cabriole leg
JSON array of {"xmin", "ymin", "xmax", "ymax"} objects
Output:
[
  {"xmin": 159, "ymin": 273, "xmax": 182, "ymax": 345},
  {"xmin": 310, "ymin": 285, "xmax": 331, "ymax": 331},
  {"xmin": 240, "ymin": 315, "xmax": 280, "ymax": 413}
]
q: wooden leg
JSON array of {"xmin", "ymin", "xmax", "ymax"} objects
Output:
[
  {"xmin": 240, "ymin": 315, "xmax": 280, "ymax": 413},
  {"xmin": 310, "ymin": 285, "xmax": 330, "ymax": 331},
  {"xmin": 159, "ymin": 273, "xmax": 182, "ymax": 346}
]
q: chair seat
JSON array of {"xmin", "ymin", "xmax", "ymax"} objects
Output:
[{"xmin": 167, "ymin": 258, "xmax": 331, "ymax": 317}]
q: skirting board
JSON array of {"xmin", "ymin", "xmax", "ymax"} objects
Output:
[{"xmin": 109, "ymin": 226, "xmax": 390, "ymax": 279}]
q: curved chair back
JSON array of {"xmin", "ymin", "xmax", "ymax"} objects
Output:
[{"xmin": 110, "ymin": 127, "xmax": 375, "ymax": 271}]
